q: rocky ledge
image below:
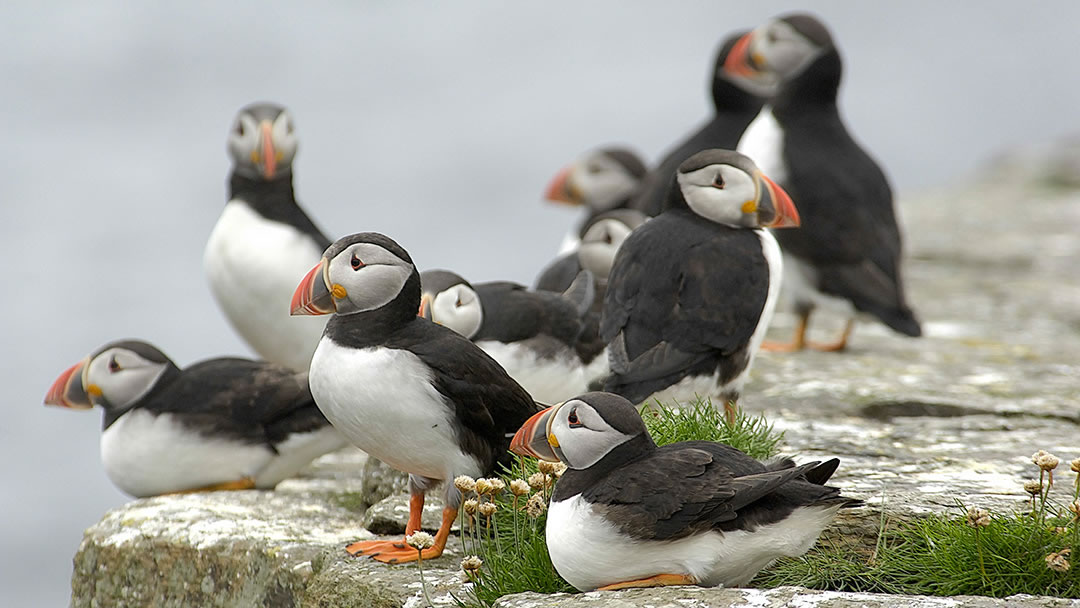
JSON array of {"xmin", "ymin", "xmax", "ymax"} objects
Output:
[{"xmin": 72, "ymin": 141, "xmax": 1080, "ymax": 607}]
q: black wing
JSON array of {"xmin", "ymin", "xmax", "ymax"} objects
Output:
[
  {"xmin": 534, "ymin": 253, "xmax": 583, "ymax": 294},
  {"xmin": 398, "ymin": 321, "xmax": 542, "ymax": 474},
  {"xmin": 474, "ymin": 281, "xmax": 585, "ymax": 349},
  {"xmin": 584, "ymin": 442, "xmax": 825, "ymax": 541},
  {"xmin": 777, "ymin": 109, "xmax": 919, "ymax": 335},
  {"xmin": 145, "ymin": 358, "xmax": 328, "ymax": 446},
  {"xmin": 601, "ymin": 214, "xmax": 770, "ymax": 401}
]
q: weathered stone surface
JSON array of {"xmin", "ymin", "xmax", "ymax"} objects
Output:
[
  {"xmin": 72, "ymin": 490, "xmax": 471, "ymax": 608},
  {"xmin": 495, "ymin": 587, "xmax": 1080, "ymax": 608},
  {"xmin": 71, "ymin": 144, "xmax": 1080, "ymax": 606}
]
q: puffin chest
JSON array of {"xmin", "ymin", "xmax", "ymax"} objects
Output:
[
  {"xmin": 736, "ymin": 106, "xmax": 788, "ymax": 185},
  {"xmin": 308, "ymin": 340, "xmax": 479, "ymax": 480}
]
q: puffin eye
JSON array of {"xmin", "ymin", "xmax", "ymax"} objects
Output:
[
  {"xmin": 712, "ymin": 173, "xmax": 725, "ymax": 189},
  {"xmin": 567, "ymin": 410, "xmax": 582, "ymax": 427},
  {"xmin": 586, "ymin": 163, "xmax": 601, "ymax": 175},
  {"xmin": 767, "ymin": 30, "xmax": 779, "ymax": 44},
  {"xmin": 234, "ymin": 122, "xmax": 245, "ymax": 136},
  {"xmin": 350, "ymin": 255, "xmax": 364, "ymax": 270},
  {"xmin": 455, "ymin": 297, "xmax": 463, "ymax": 307},
  {"xmin": 603, "ymin": 231, "xmax": 613, "ymax": 245},
  {"xmin": 108, "ymin": 357, "xmax": 121, "ymax": 372},
  {"xmin": 286, "ymin": 121, "xmax": 295, "ymax": 134}
]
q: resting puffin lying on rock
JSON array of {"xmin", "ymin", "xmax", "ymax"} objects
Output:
[
  {"xmin": 419, "ymin": 268, "xmax": 594, "ymax": 403},
  {"xmin": 291, "ymin": 232, "xmax": 539, "ymax": 563},
  {"xmin": 44, "ymin": 339, "xmax": 346, "ymax": 497},
  {"xmin": 511, "ymin": 391, "xmax": 860, "ymax": 591}
]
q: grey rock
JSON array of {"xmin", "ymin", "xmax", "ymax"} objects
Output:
[
  {"xmin": 71, "ymin": 490, "xmax": 471, "ymax": 608},
  {"xmin": 495, "ymin": 587, "xmax": 1080, "ymax": 608}
]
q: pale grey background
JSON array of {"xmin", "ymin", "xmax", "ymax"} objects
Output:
[{"xmin": 3, "ymin": 1, "xmax": 1078, "ymax": 604}]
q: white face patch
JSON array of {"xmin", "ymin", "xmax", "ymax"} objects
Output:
[
  {"xmin": 549, "ymin": 400, "xmax": 634, "ymax": 470},
  {"xmin": 226, "ymin": 108, "xmax": 298, "ymax": 173},
  {"xmin": 430, "ymin": 283, "xmax": 483, "ymax": 338},
  {"xmin": 85, "ymin": 348, "xmax": 170, "ymax": 412},
  {"xmin": 570, "ymin": 153, "xmax": 640, "ymax": 212},
  {"xmin": 678, "ymin": 164, "xmax": 759, "ymax": 227},
  {"xmin": 752, "ymin": 20, "xmax": 825, "ymax": 81},
  {"xmin": 327, "ymin": 242, "xmax": 415, "ymax": 314},
  {"xmin": 578, "ymin": 219, "xmax": 634, "ymax": 278}
]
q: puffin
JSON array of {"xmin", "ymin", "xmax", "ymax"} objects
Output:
[
  {"xmin": 291, "ymin": 232, "xmax": 539, "ymax": 563},
  {"xmin": 731, "ymin": 14, "xmax": 921, "ymax": 351},
  {"xmin": 544, "ymin": 146, "xmax": 647, "ymax": 253},
  {"xmin": 43, "ymin": 339, "xmax": 346, "ymax": 498},
  {"xmin": 601, "ymin": 149, "xmax": 799, "ymax": 421},
  {"xmin": 533, "ymin": 208, "xmax": 649, "ymax": 386},
  {"xmin": 204, "ymin": 102, "xmax": 331, "ymax": 371},
  {"xmin": 419, "ymin": 268, "xmax": 594, "ymax": 403},
  {"xmin": 629, "ymin": 31, "xmax": 765, "ymax": 217},
  {"xmin": 510, "ymin": 392, "xmax": 861, "ymax": 591}
]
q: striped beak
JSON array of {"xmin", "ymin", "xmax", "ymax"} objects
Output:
[
  {"xmin": 760, "ymin": 174, "xmax": 799, "ymax": 229},
  {"xmin": 44, "ymin": 359, "xmax": 93, "ymax": 409},
  {"xmin": 291, "ymin": 258, "xmax": 335, "ymax": 315},
  {"xmin": 510, "ymin": 403, "xmax": 564, "ymax": 462},
  {"xmin": 544, "ymin": 165, "xmax": 579, "ymax": 205}
]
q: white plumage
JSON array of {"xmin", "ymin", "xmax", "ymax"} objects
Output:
[{"xmin": 204, "ymin": 200, "xmax": 327, "ymax": 371}]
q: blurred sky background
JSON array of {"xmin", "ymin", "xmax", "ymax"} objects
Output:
[{"xmin": 3, "ymin": 1, "xmax": 1079, "ymax": 604}]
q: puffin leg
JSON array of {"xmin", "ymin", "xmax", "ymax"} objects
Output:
[
  {"xmin": 597, "ymin": 573, "xmax": 696, "ymax": 591},
  {"xmin": 808, "ymin": 318, "xmax": 854, "ymax": 352},
  {"xmin": 348, "ymin": 505, "xmax": 457, "ymax": 564},
  {"xmin": 723, "ymin": 399, "xmax": 739, "ymax": 426},
  {"xmin": 345, "ymin": 490, "xmax": 425, "ymax": 557},
  {"xmin": 164, "ymin": 477, "xmax": 256, "ymax": 494},
  {"xmin": 761, "ymin": 311, "xmax": 808, "ymax": 352}
]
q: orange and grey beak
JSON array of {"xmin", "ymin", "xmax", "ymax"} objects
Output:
[
  {"xmin": 722, "ymin": 31, "xmax": 758, "ymax": 77},
  {"xmin": 44, "ymin": 359, "xmax": 93, "ymax": 409},
  {"xmin": 418, "ymin": 293, "xmax": 434, "ymax": 321},
  {"xmin": 510, "ymin": 403, "xmax": 564, "ymax": 462},
  {"xmin": 544, "ymin": 166, "xmax": 580, "ymax": 206},
  {"xmin": 259, "ymin": 121, "xmax": 277, "ymax": 179},
  {"xmin": 760, "ymin": 174, "xmax": 800, "ymax": 229},
  {"xmin": 291, "ymin": 258, "xmax": 336, "ymax": 316}
]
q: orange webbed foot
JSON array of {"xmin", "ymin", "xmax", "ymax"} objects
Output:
[
  {"xmin": 345, "ymin": 538, "xmax": 445, "ymax": 564},
  {"xmin": 597, "ymin": 573, "xmax": 696, "ymax": 591}
]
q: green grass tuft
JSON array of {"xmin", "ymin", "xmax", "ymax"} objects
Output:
[
  {"xmin": 758, "ymin": 498, "xmax": 1080, "ymax": 598},
  {"xmin": 641, "ymin": 396, "xmax": 783, "ymax": 458},
  {"xmin": 456, "ymin": 398, "xmax": 783, "ymax": 607}
]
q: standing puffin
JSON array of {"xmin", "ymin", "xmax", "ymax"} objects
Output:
[
  {"xmin": 204, "ymin": 102, "xmax": 331, "ymax": 371},
  {"xmin": 291, "ymin": 232, "xmax": 539, "ymax": 563},
  {"xmin": 544, "ymin": 146, "xmax": 647, "ymax": 253},
  {"xmin": 511, "ymin": 392, "xmax": 861, "ymax": 591},
  {"xmin": 419, "ymin": 268, "xmax": 594, "ymax": 403},
  {"xmin": 731, "ymin": 14, "xmax": 921, "ymax": 350},
  {"xmin": 601, "ymin": 149, "xmax": 799, "ymax": 420},
  {"xmin": 629, "ymin": 31, "xmax": 765, "ymax": 217},
  {"xmin": 43, "ymin": 340, "xmax": 346, "ymax": 497}
]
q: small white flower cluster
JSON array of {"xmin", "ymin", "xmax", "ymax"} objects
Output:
[
  {"xmin": 965, "ymin": 507, "xmax": 990, "ymax": 528},
  {"xmin": 1046, "ymin": 548, "xmax": 1071, "ymax": 573}
]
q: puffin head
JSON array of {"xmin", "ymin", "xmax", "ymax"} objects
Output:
[
  {"xmin": 576, "ymin": 209, "xmax": 648, "ymax": 280},
  {"xmin": 670, "ymin": 149, "xmax": 799, "ymax": 229},
  {"xmin": 227, "ymin": 102, "xmax": 299, "ymax": 180},
  {"xmin": 711, "ymin": 30, "xmax": 769, "ymax": 106},
  {"xmin": 721, "ymin": 13, "xmax": 835, "ymax": 95},
  {"xmin": 544, "ymin": 147, "xmax": 646, "ymax": 212},
  {"xmin": 291, "ymin": 232, "xmax": 420, "ymax": 318},
  {"xmin": 418, "ymin": 269, "xmax": 484, "ymax": 339},
  {"xmin": 44, "ymin": 340, "xmax": 179, "ymax": 417},
  {"xmin": 510, "ymin": 392, "xmax": 653, "ymax": 470}
]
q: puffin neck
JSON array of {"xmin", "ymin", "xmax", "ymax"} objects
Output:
[
  {"xmin": 771, "ymin": 48, "xmax": 843, "ymax": 114},
  {"xmin": 552, "ymin": 432, "xmax": 656, "ymax": 501},
  {"xmin": 711, "ymin": 78, "xmax": 764, "ymax": 114},
  {"xmin": 324, "ymin": 272, "xmax": 424, "ymax": 346},
  {"xmin": 100, "ymin": 361, "xmax": 182, "ymax": 430}
]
